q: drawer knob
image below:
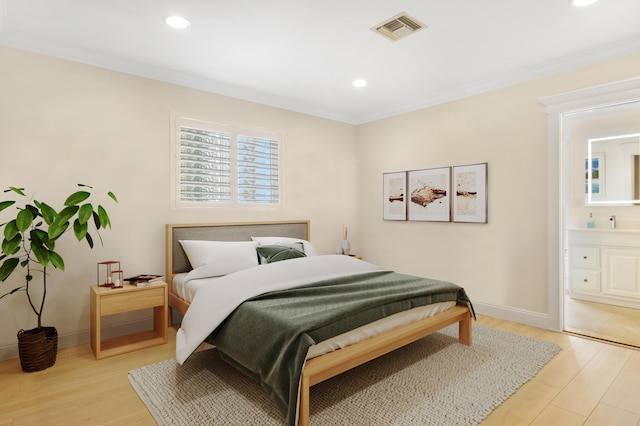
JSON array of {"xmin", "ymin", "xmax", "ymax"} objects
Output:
[
  {"xmin": 584, "ymin": 279, "xmax": 588, "ymax": 282},
  {"xmin": 583, "ymin": 256, "xmax": 588, "ymax": 259}
]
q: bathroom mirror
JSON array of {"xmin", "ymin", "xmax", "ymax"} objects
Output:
[{"xmin": 587, "ymin": 133, "xmax": 640, "ymax": 205}]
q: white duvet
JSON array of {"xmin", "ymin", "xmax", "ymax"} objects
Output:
[{"xmin": 175, "ymin": 255, "xmax": 383, "ymax": 364}]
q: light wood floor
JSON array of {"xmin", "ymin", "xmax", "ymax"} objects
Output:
[
  {"xmin": 564, "ymin": 295, "xmax": 640, "ymax": 348},
  {"xmin": 1, "ymin": 316, "xmax": 639, "ymax": 425}
]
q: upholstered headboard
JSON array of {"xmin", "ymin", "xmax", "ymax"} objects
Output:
[{"xmin": 165, "ymin": 220, "xmax": 310, "ymax": 278}]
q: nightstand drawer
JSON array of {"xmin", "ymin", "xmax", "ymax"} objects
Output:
[{"xmin": 101, "ymin": 286, "xmax": 165, "ymax": 315}]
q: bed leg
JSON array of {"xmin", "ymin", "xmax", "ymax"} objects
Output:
[
  {"xmin": 458, "ymin": 313, "xmax": 472, "ymax": 346},
  {"xmin": 298, "ymin": 375, "xmax": 310, "ymax": 426}
]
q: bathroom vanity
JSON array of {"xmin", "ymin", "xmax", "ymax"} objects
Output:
[{"xmin": 568, "ymin": 228, "xmax": 640, "ymax": 309}]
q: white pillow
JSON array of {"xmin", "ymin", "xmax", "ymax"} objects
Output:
[
  {"xmin": 251, "ymin": 236, "xmax": 318, "ymax": 256},
  {"xmin": 179, "ymin": 240, "xmax": 259, "ymax": 277}
]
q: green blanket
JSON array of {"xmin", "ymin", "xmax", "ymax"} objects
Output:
[{"xmin": 207, "ymin": 270, "xmax": 473, "ymax": 426}]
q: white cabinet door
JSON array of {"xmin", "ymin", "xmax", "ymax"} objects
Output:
[{"xmin": 602, "ymin": 248, "xmax": 640, "ymax": 300}]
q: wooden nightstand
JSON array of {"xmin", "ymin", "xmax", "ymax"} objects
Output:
[{"xmin": 90, "ymin": 282, "xmax": 168, "ymax": 359}]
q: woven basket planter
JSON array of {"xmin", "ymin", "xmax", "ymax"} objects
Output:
[{"xmin": 17, "ymin": 326, "xmax": 58, "ymax": 372}]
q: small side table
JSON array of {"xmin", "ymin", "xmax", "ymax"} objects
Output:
[{"xmin": 90, "ymin": 282, "xmax": 168, "ymax": 359}]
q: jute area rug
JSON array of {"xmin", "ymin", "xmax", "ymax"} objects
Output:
[{"xmin": 129, "ymin": 324, "xmax": 561, "ymax": 425}]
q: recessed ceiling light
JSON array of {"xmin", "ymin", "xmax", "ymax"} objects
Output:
[
  {"xmin": 353, "ymin": 79, "xmax": 367, "ymax": 88},
  {"xmin": 164, "ymin": 15, "xmax": 191, "ymax": 29},
  {"xmin": 572, "ymin": 0, "xmax": 597, "ymax": 7}
]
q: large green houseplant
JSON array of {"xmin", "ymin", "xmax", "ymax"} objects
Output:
[{"xmin": 0, "ymin": 184, "xmax": 117, "ymax": 372}]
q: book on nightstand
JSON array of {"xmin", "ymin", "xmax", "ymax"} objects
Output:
[{"xmin": 124, "ymin": 274, "xmax": 164, "ymax": 286}]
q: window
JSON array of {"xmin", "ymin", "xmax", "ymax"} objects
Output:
[{"xmin": 173, "ymin": 116, "xmax": 281, "ymax": 208}]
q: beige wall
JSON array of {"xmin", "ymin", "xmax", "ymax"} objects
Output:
[
  {"xmin": 1, "ymin": 43, "xmax": 640, "ymax": 359},
  {"xmin": 355, "ymin": 53, "xmax": 640, "ymax": 317},
  {"xmin": 0, "ymin": 46, "xmax": 359, "ymax": 356}
]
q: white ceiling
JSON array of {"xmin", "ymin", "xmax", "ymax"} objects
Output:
[{"xmin": 2, "ymin": 0, "xmax": 640, "ymax": 124}]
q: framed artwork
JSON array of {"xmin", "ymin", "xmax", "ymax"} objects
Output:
[
  {"xmin": 407, "ymin": 167, "xmax": 451, "ymax": 221},
  {"xmin": 585, "ymin": 153, "xmax": 605, "ymax": 201},
  {"xmin": 383, "ymin": 172, "xmax": 407, "ymax": 220},
  {"xmin": 452, "ymin": 163, "xmax": 488, "ymax": 223}
]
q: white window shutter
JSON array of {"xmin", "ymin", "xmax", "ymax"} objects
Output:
[{"xmin": 174, "ymin": 117, "xmax": 281, "ymax": 207}]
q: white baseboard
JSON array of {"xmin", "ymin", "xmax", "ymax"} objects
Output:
[
  {"xmin": 0, "ymin": 317, "xmax": 154, "ymax": 362},
  {"xmin": 472, "ymin": 301, "xmax": 551, "ymax": 330}
]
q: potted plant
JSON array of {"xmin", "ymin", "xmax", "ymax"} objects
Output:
[{"xmin": 0, "ymin": 184, "xmax": 117, "ymax": 372}]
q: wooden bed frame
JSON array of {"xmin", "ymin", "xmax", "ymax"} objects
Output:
[{"xmin": 165, "ymin": 220, "xmax": 472, "ymax": 426}]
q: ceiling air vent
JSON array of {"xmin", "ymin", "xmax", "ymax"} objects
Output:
[{"xmin": 372, "ymin": 12, "xmax": 427, "ymax": 42}]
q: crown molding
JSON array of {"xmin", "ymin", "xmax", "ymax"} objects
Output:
[
  {"xmin": 355, "ymin": 36, "xmax": 640, "ymax": 124},
  {"xmin": 2, "ymin": 32, "xmax": 640, "ymax": 126}
]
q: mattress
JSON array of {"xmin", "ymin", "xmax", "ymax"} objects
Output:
[
  {"xmin": 306, "ymin": 300, "xmax": 455, "ymax": 359},
  {"xmin": 172, "ymin": 272, "xmax": 218, "ymax": 303},
  {"xmin": 174, "ymin": 272, "xmax": 455, "ymax": 360}
]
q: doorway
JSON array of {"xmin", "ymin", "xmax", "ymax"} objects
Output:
[{"xmin": 541, "ymin": 77, "xmax": 640, "ymax": 347}]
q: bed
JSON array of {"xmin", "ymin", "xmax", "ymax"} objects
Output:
[{"xmin": 166, "ymin": 220, "xmax": 473, "ymax": 426}]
